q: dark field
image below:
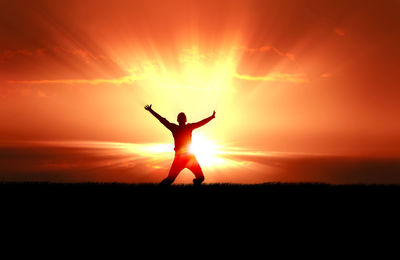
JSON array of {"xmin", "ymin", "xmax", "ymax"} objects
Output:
[
  {"xmin": 2, "ymin": 182, "xmax": 400, "ymax": 203},
  {"xmin": 2, "ymin": 181, "xmax": 400, "ymax": 192},
  {"xmin": 2, "ymin": 182, "xmax": 399, "ymax": 228},
  {"xmin": 3, "ymin": 181, "xmax": 400, "ymax": 193}
]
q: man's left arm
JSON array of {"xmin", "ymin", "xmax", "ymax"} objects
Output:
[{"xmin": 191, "ymin": 111, "xmax": 216, "ymax": 129}]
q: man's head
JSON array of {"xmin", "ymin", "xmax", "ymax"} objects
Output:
[{"xmin": 177, "ymin": 112, "xmax": 187, "ymax": 125}]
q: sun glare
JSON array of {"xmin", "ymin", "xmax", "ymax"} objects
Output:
[
  {"xmin": 121, "ymin": 49, "xmax": 242, "ymax": 169},
  {"xmin": 190, "ymin": 133, "xmax": 225, "ymax": 167},
  {"xmin": 122, "ymin": 133, "xmax": 228, "ymax": 168}
]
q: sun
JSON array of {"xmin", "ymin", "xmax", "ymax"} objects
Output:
[
  {"xmin": 189, "ymin": 133, "xmax": 224, "ymax": 167},
  {"xmin": 123, "ymin": 133, "xmax": 225, "ymax": 167}
]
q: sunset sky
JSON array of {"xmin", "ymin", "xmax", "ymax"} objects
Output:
[{"xmin": 1, "ymin": 0, "xmax": 400, "ymax": 183}]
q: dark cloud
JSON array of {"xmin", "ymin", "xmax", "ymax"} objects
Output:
[
  {"xmin": 1, "ymin": 141, "xmax": 400, "ymax": 184},
  {"xmin": 224, "ymin": 153, "xmax": 400, "ymax": 184}
]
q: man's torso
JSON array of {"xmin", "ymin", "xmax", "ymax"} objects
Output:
[{"xmin": 169, "ymin": 124, "xmax": 194, "ymax": 153}]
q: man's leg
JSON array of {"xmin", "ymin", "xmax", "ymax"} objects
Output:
[
  {"xmin": 160, "ymin": 156, "xmax": 184, "ymax": 185},
  {"xmin": 188, "ymin": 156, "xmax": 204, "ymax": 186}
]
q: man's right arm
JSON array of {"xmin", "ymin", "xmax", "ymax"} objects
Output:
[{"xmin": 144, "ymin": 104, "xmax": 172, "ymax": 130}]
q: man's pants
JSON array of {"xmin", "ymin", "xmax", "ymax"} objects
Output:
[{"xmin": 160, "ymin": 152, "xmax": 204, "ymax": 185}]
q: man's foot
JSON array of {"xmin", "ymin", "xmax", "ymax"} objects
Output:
[
  {"xmin": 193, "ymin": 178, "xmax": 204, "ymax": 186},
  {"xmin": 160, "ymin": 178, "xmax": 173, "ymax": 186}
]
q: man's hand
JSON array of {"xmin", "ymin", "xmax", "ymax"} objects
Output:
[
  {"xmin": 144, "ymin": 104, "xmax": 152, "ymax": 111},
  {"xmin": 212, "ymin": 110, "xmax": 216, "ymax": 118}
]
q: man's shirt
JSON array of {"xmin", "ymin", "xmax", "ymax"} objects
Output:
[{"xmin": 156, "ymin": 115, "xmax": 213, "ymax": 154}]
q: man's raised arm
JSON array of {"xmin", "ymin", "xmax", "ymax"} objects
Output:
[
  {"xmin": 144, "ymin": 104, "xmax": 172, "ymax": 130},
  {"xmin": 191, "ymin": 111, "xmax": 216, "ymax": 129}
]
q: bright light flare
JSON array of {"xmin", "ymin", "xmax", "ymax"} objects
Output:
[
  {"xmin": 122, "ymin": 135, "xmax": 240, "ymax": 169},
  {"xmin": 189, "ymin": 133, "xmax": 225, "ymax": 167}
]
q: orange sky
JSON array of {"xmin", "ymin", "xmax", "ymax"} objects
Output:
[{"xmin": 1, "ymin": 0, "xmax": 400, "ymax": 157}]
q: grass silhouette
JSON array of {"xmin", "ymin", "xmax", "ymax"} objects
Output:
[
  {"xmin": 2, "ymin": 182, "xmax": 398, "ymax": 223},
  {"xmin": 2, "ymin": 182, "xmax": 399, "ymax": 198}
]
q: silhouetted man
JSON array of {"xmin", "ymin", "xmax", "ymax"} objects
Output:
[{"xmin": 144, "ymin": 104, "xmax": 215, "ymax": 185}]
